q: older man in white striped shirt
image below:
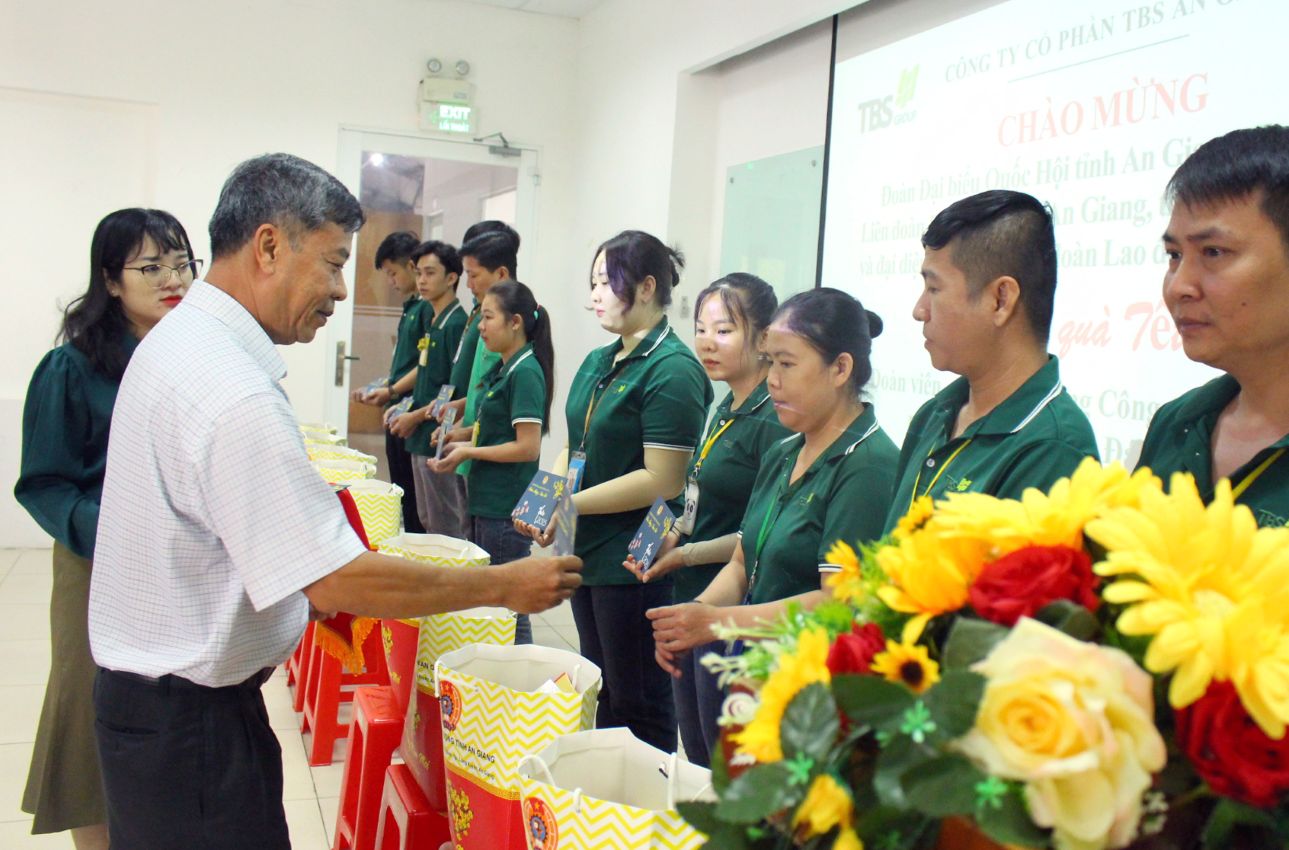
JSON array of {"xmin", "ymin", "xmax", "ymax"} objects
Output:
[{"xmin": 88, "ymin": 153, "xmax": 581, "ymax": 850}]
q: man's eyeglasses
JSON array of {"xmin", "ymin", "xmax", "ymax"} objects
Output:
[{"xmin": 122, "ymin": 260, "xmax": 204, "ymax": 288}]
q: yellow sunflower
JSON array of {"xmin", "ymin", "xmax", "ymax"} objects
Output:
[
  {"xmin": 823, "ymin": 540, "xmax": 865, "ymax": 605},
  {"xmin": 870, "ymin": 638, "xmax": 941, "ymax": 693},
  {"xmin": 733, "ymin": 627, "xmax": 832, "ymax": 762},
  {"xmin": 1087, "ymin": 473, "xmax": 1289, "ymax": 737},
  {"xmin": 935, "ymin": 458, "xmax": 1161, "ymax": 555},
  {"xmin": 893, "ymin": 495, "xmax": 935, "ymax": 540},
  {"xmin": 875, "ymin": 525, "xmax": 988, "ymax": 643},
  {"xmin": 793, "ymin": 773, "xmax": 856, "ymax": 839}
]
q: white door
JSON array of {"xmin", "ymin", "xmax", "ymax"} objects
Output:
[{"xmin": 326, "ymin": 128, "xmax": 538, "ymax": 453}]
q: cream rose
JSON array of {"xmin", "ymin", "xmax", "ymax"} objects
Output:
[{"xmin": 955, "ymin": 618, "xmax": 1166, "ymax": 850}]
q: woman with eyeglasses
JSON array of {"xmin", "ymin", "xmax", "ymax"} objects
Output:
[{"xmin": 14, "ymin": 208, "xmax": 198, "ymax": 849}]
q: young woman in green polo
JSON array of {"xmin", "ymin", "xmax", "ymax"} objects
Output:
[
  {"xmin": 622, "ymin": 272, "xmax": 788, "ymax": 768},
  {"xmin": 430, "ymin": 280, "xmax": 552, "ymax": 645},
  {"xmin": 517, "ymin": 230, "xmax": 712, "ymax": 753},
  {"xmin": 647, "ymin": 288, "xmax": 899, "ymax": 673}
]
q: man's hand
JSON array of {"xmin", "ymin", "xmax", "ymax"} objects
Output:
[
  {"xmin": 496, "ymin": 555, "xmax": 583, "ymax": 613},
  {"xmin": 436, "ymin": 397, "xmax": 466, "ymax": 422},
  {"xmin": 389, "ymin": 412, "xmax": 420, "ymax": 439}
]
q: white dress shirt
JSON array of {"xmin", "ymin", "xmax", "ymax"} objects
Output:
[{"xmin": 89, "ymin": 280, "xmax": 366, "ymax": 687}]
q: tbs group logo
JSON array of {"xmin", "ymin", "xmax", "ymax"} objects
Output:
[
  {"xmin": 524, "ymin": 797, "xmax": 559, "ymax": 850},
  {"xmin": 439, "ymin": 680, "xmax": 463, "ymax": 731},
  {"xmin": 857, "ymin": 65, "xmax": 920, "ymax": 133}
]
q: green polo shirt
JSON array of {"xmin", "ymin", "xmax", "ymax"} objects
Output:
[
  {"xmin": 1137, "ymin": 374, "xmax": 1289, "ymax": 528},
  {"xmin": 883, "ymin": 356, "xmax": 1099, "ymax": 533},
  {"xmin": 674, "ymin": 382, "xmax": 790, "ymax": 602},
  {"xmin": 740, "ymin": 405, "xmax": 898, "ymax": 605},
  {"xmin": 388, "ymin": 296, "xmax": 427, "ymax": 390},
  {"xmin": 565, "ymin": 318, "xmax": 714, "ymax": 585},
  {"xmin": 467, "ymin": 344, "xmax": 547, "ymax": 519},
  {"xmin": 449, "ymin": 305, "xmax": 503, "ymax": 479},
  {"xmin": 406, "ymin": 299, "xmax": 467, "ymax": 457}
]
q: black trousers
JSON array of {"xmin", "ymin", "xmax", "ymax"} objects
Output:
[
  {"xmin": 386, "ymin": 426, "xmax": 426, "ymax": 534},
  {"xmin": 93, "ymin": 667, "xmax": 288, "ymax": 850},
  {"xmin": 570, "ymin": 581, "xmax": 677, "ymax": 752}
]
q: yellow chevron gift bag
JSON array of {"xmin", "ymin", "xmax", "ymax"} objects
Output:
[
  {"xmin": 376, "ymin": 533, "xmax": 495, "ymax": 810},
  {"xmin": 345, "ymin": 479, "xmax": 404, "ymax": 546},
  {"xmin": 403, "ymin": 607, "xmax": 515, "ymax": 810},
  {"xmin": 517, "ymin": 728, "xmax": 715, "ymax": 850},
  {"xmin": 379, "ymin": 532, "xmax": 489, "ymax": 568},
  {"xmin": 435, "ymin": 645, "xmax": 601, "ymax": 850},
  {"xmin": 306, "ymin": 443, "xmax": 379, "ymax": 466},
  {"xmin": 313, "ymin": 458, "xmax": 377, "ymax": 484}
]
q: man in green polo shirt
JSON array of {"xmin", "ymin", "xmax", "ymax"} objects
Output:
[
  {"xmin": 390, "ymin": 240, "xmax": 468, "ymax": 536},
  {"xmin": 352, "ymin": 230, "xmax": 425, "ymax": 533},
  {"xmin": 883, "ymin": 190, "xmax": 1099, "ymax": 533},
  {"xmin": 1136, "ymin": 125, "xmax": 1289, "ymax": 527},
  {"xmin": 438, "ymin": 228, "xmax": 518, "ymax": 481}
]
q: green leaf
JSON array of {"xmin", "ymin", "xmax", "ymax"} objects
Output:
[
  {"xmin": 709, "ymin": 739, "xmax": 732, "ymax": 793},
  {"xmin": 941, "ymin": 618, "xmax": 1008, "ymax": 670},
  {"xmin": 714, "ymin": 762, "xmax": 798, "ymax": 824},
  {"xmin": 901, "ymin": 754, "xmax": 984, "ymax": 817},
  {"xmin": 854, "ymin": 806, "xmax": 936, "ymax": 850},
  {"xmin": 832, "ymin": 674, "xmax": 914, "ymax": 732},
  {"xmin": 922, "ymin": 670, "xmax": 985, "ymax": 740},
  {"xmin": 812, "ymin": 600, "xmax": 858, "ymax": 634},
  {"xmin": 975, "ymin": 785, "xmax": 1049, "ymax": 848},
  {"xmin": 1202, "ymin": 797, "xmax": 1278, "ymax": 848},
  {"xmin": 781, "ymin": 683, "xmax": 840, "ymax": 763},
  {"xmin": 872, "ymin": 734, "xmax": 932, "ymax": 809},
  {"xmin": 1035, "ymin": 599, "xmax": 1099, "ymax": 641},
  {"xmin": 676, "ymin": 801, "xmax": 754, "ymax": 848},
  {"xmin": 677, "ymin": 801, "xmax": 723, "ymax": 836}
]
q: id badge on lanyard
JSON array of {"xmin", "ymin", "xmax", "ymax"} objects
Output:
[
  {"xmin": 567, "ymin": 451, "xmax": 588, "ymax": 494},
  {"xmin": 675, "ymin": 475, "xmax": 699, "ymax": 536}
]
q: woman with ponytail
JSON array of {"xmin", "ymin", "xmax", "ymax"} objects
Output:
[{"xmin": 431, "ymin": 280, "xmax": 552, "ymax": 644}]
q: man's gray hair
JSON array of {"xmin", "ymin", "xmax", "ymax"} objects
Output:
[{"xmin": 208, "ymin": 153, "xmax": 365, "ymax": 259}]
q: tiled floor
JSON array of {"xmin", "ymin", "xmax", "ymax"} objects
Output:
[{"xmin": 0, "ymin": 547, "xmax": 580, "ymax": 849}]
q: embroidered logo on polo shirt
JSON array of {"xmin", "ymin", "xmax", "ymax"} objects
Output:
[
  {"xmin": 955, "ymin": 478, "xmax": 973, "ymax": 492},
  {"xmin": 616, "ymin": 383, "xmax": 627, "ymax": 393}
]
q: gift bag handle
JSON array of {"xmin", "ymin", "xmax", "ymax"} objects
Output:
[
  {"xmin": 661, "ymin": 751, "xmax": 714, "ymax": 809},
  {"xmin": 519, "ymin": 754, "xmax": 585, "ymax": 813}
]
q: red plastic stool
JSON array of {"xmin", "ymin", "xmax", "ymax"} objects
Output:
[
  {"xmin": 302, "ymin": 624, "xmax": 390, "ymax": 766},
  {"xmin": 287, "ymin": 621, "xmax": 317, "ymax": 712},
  {"xmin": 332, "ymin": 686, "xmax": 403, "ymax": 850},
  {"xmin": 374, "ymin": 763, "xmax": 452, "ymax": 850}
]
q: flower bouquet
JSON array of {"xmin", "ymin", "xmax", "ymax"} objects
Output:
[{"xmin": 680, "ymin": 459, "xmax": 1289, "ymax": 850}]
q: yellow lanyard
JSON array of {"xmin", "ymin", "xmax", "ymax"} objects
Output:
[
  {"xmin": 909, "ymin": 439, "xmax": 973, "ymax": 509},
  {"xmin": 580, "ymin": 362, "xmax": 630, "ymax": 450},
  {"xmin": 693, "ymin": 418, "xmax": 736, "ymax": 476},
  {"xmin": 1231, "ymin": 447, "xmax": 1286, "ymax": 500}
]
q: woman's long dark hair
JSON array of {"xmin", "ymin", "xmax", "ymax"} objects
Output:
[
  {"xmin": 60, "ymin": 208, "xmax": 194, "ymax": 380},
  {"xmin": 486, "ymin": 280, "xmax": 554, "ymax": 433}
]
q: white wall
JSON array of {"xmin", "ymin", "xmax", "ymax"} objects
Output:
[
  {"xmin": 1, "ymin": 0, "xmax": 864, "ymax": 546},
  {"xmin": 0, "ymin": 0, "xmax": 580, "ymax": 545}
]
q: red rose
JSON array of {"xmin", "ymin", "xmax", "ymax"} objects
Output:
[
  {"xmin": 967, "ymin": 545, "xmax": 1099, "ymax": 627},
  {"xmin": 827, "ymin": 622, "xmax": 886, "ymax": 676},
  {"xmin": 1176, "ymin": 681, "xmax": 1289, "ymax": 807}
]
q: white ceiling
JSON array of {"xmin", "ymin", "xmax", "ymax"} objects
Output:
[{"xmin": 449, "ymin": 0, "xmax": 603, "ymax": 19}]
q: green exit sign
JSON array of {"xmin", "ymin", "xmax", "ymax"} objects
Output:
[{"xmin": 435, "ymin": 102, "xmax": 473, "ymax": 133}]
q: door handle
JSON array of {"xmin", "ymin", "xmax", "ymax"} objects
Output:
[{"xmin": 335, "ymin": 341, "xmax": 359, "ymax": 386}]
